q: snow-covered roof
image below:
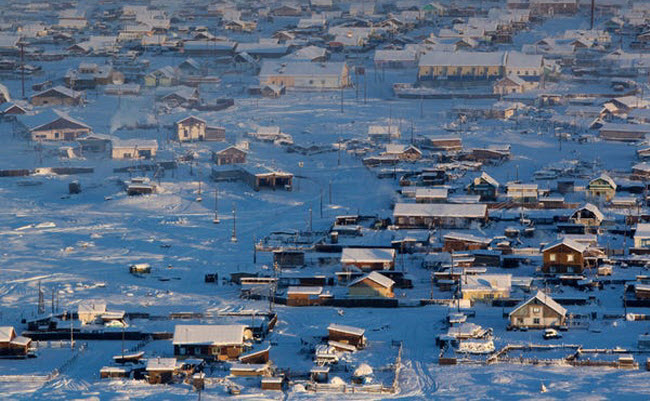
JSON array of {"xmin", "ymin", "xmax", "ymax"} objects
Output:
[
  {"xmin": 462, "ymin": 274, "xmax": 511, "ymax": 292},
  {"xmin": 349, "ymin": 271, "xmax": 395, "ymax": 288},
  {"xmin": 443, "ymin": 232, "xmax": 491, "ymax": 244},
  {"xmin": 112, "ymin": 139, "xmax": 158, "ymax": 149},
  {"xmin": 287, "ymin": 286, "xmax": 323, "ymax": 295},
  {"xmin": 341, "ymin": 247, "xmax": 396, "ymax": 263},
  {"xmin": 78, "ymin": 301, "xmax": 107, "ymax": 314},
  {"xmin": 259, "ymin": 60, "xmax": 346, "ymax": 78},
  {"xmin": 0, "ymin": 326, "xmax": 15, "ymax": 342},
  {"xmin": 635, "ymin": 223, "xmax": 650, "ymax": 239},
  {"xmin": 509, "ymin": 291, "xmax": 566, "ymax": 317},
  {"xmin": 393, "ymin": 203, "xmax": 487, "ymax": 218},
  {"xmin": 146, "ymin": 357, "xmax": 178, "ymax": 371},
  {"xmin": 172, "ymin": 324, "xmax": 246, "ymax": 346},
  {"xmin": 419, "ymin": 51, "xmax": 506, "ymax": 67},
  {"xmin": 589, "ymin": 174, "xmax": 616, "ymax": 190},
  {"xmin": 573, "ymin": 203, "xmax": 604, "ymax": 222},
  {"xmin": 327, "ymin": 324, "xmax": 365, "ymax": 336},
  {"xmin": 542, "ymin": 237, "xmax": 587, "ymax": 253}
]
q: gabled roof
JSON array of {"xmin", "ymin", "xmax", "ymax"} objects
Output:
[
  {"xmin": 572, "ymin": 202, "xmax": 604, "ymax": 222},
  {"xmin": 542, "ymin": 237, "xmax": 587, "ymax": 254},
  {"xmin": 172, "ymin": 324, "xmax": 246, "ymax": 346},
  {"xmin": 509, "ymin": 291, "xmax": 566, "ymax": 317},
  {"xmin": 176, "ymin": 115, "xmax": 206, "ymax": 125},
  {"xmin": 349, "ymin": 271, "xmax": 395, "ymax": 289},
  {"xmin": 589, "ymin": 173, "xmax": 616, "ymax": 190},
  {"xmin": 0, "ymin": 326, "xmax": 16, "ymax": 342},
  {"xmin": 32, "ymin": 85, "xmax": 82, "ymax": 100},
  {"xmin": 146, "ymin": 357, "xmax": 178, "ymax": 371},
  {"xmin": 31, "ymin": 113, "xmax": 91, "ymax": 132},
  {"xmin": 474, "ymin": 171, "xmax": 500, "ymax": 188}
]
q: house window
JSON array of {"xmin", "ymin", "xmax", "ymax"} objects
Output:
[
  {"xmin": 533, "ymin": 318, "xmax": 540, "ymax": 324},
  {"xmin": 517, "ymin": 317, "xmax": 523, "ymax": 323},
  {"xmin": 55, "ymin": 132, "xmax": 60, "ymax": 139},
  {"xmin": 567, "ymin": 254, "xmax": 574, "ymax": 262},
  {"xmin": 533, "ymin": 307, "xmax": 540, "ymax": 313},
  {"xmin": 549, "ymin": 253, "xmax": 556, "ymax": 262}
]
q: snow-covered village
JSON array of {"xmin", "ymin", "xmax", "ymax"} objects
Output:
[{"xmin": 2, "ymin": 0, "xmax": 650, "ymax": 399}]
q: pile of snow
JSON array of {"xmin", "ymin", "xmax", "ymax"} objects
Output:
[{"xmin": 353, "ymin": 363, "xmax": 373, "ymax": 377}]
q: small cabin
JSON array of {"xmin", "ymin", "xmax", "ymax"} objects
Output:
[
  {"xmin": 348, "ymin": 271, "xmax": 395, "ymax": 298},
  {"xmin": 176, "ymin": 116, "xmax": 206, "ymax": 142},
  {"xmin": 569, "ymin": 203, "xmax": 604, "ymax": 227},
  {"xmin": 213, "ymin": 146, "xmax": 247, "ymax": 166},
  {"xmin": 287, "ymin": 286, "xmax": 328, "ymax": 306},
  {"xmin": 586, "ymin": 174, "xmax": 616, "ymax": 202},
  {"xmin": 146, "ymin": 358, "xmax": 178, "ymax": 384},
  {"xmin": 0, "ymin": 326, "xmax": 32, "ymax": 356},
  {"xmin": 340, "ymin": 248, "xmax": 396, "ymax": 271},
  {"xmin": 466, "ymin": 172, "xmax": 499, "ymax": 201},
  {"xmin": 173, "ymin": 324, "xmax": 250, "ymax": 361},
  {"xmin": 327, "ymin": 324, "xmax": 366, "ymax": 349}
]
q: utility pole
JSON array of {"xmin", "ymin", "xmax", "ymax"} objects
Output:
[
  {"xmin": 20, "ymin": 42, "xmax": 25, "ymax": 99},
  {"xmin": 320, "ymin": 189, "xmax": 323, "ymax": 218},
  {"xmin": 213, "ymin": 188, "xmax": 220, "ymax": 224},
  {"xmin": 590, "ymin": 0, "xmax": 595, "ymax": 30},
  {"xmin": 309, "ymin": 207, "xmax": 313, "ymax": 233},
  {"xmin": 231, "ymin": 204, "xmax": 237, "ymax": 243}
]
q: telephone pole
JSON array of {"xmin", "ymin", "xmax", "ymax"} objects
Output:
[{"xmin": 231, "ymin": 204, "xmax": 237, "ymax": 242}]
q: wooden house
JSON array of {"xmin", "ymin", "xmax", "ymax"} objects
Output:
[
  {"xmin": 261, "ymin": 377, "xmax": 285, "ymax": 390},
  {"xmin": 173, "ymin": 324, "xmax": 250, "ymax": 361},
  {"xmin": 506, "ymin": 183, "xmax": 538, "ymax": 203},
  {"xmin": 111, "ymin": 139, "xmax": 158, "ymax": 159},
  {"xmin": 146, "ymin": 358, "xmax": 178, "ymax": 384},
  {"xmin": 586, "ymin": 174, "xmax": 617, "ymax": 202},
  {"xmin": 599, "ymin": 123, "xmax": 650, "ymax": 142},
  {"xmin": 383, "ymin": 144, "xmax": 422, "ymax": 161},
  {"xmin": 426, "ymin": 137, "xmax": 462, "ymax": 152},
  {"xmin": 327, "ymin": 324, "xmax": 366, "ymax": 349},
  {"xmin": 176, "ymin": 116, "xmax": 206, "ymax": 142},
  {"xmin": 493, "ymin": 74, "xmax": 529, "ymax": 95},
  {"xmin": 239, "ymin": 347, "xmax": 270, "ymax": 364},
  {"xmin": 461, "ymin": 274, "xmax": 511, "ymax": 302},
  {"xmin": 393, "ymin": 203, "xmax": 488, "ymax": 229},
  {"xmin": 348, "ymin": 271, "xmax": 395, "ymax": 298},
  {"xmin": 368, "ymin": 125, "xmax": 401, "ymax": 141},
  {"xmin": 569, "ymin": 203, "xmax": 604, "ymax": 227},
  {"xmin": 415, "ymin": 188, "xmax": 448, "ymax": 203},
  {"xmin": 241, "ymin": 165, "xmax": 293, "ymax": 191},
  {"xmin": 542, "ymin": 238, "xmax": 586, "ymax": 274},
  {"xmin": 214, "ymin": 146, "xmax": 247, "ymax": 165},
  {"xmin": 144, "ymin": 66, "xmax": 176, "ymax": 87},
  {"xmin": 0, "ymin": 326, "xmax": 32, "ymax": 356},
  {"xmin": 341, "ymin": 248, "xmax": 395, "ymax": 271},
  {"xmin": 287, "ymin": 286, "xmax": 328, "ymax": 306},
  {"xmin": 30, "ymin": 86, "xmax": 83, "ymax": 106},
  {"xmin": 467, "ymin": 172, "xmax": 499, "ymax": 201},
  {"xmin": 634, "ymin": 223, "xmax": 650, "ymax": 248},
  {"xmin": 509, "ymin": 291, "xmax": 567, "ymax": 329},
  {"xmin": 100, "ymin": 366, "xmax": 130, "ymax": 379},
  {"xmin": 77, "ymin": 133, "xmax": 112, "ymax": 153},
  {"xmin": 418, "ymin": 51, "xmax": 506, "ymax": 82},
  {"xmin": 273, "ymin": 250, "xmax": 305, "ymax": 268},
  {"xmin": 28, "ymin": 113, "xmax": 91, "ymax": 141},
  {"xmin": 259, "ymin": 60, "xmax": 350, "ymax": 89}
]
